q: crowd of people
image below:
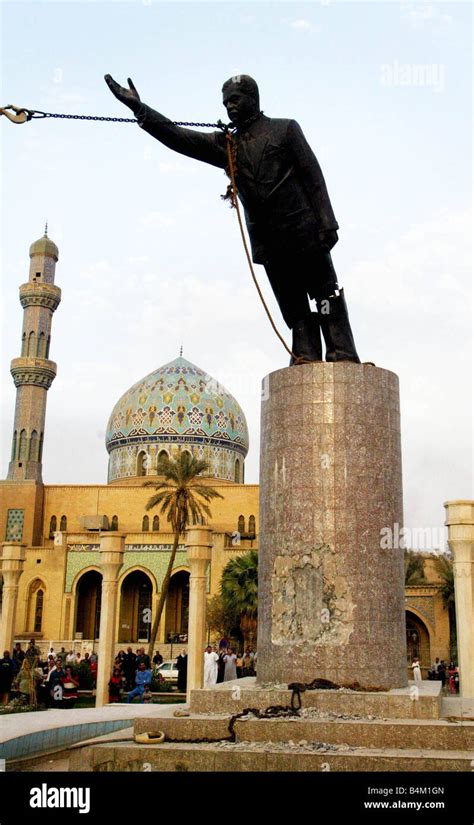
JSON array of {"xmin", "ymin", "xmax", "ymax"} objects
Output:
[
  {"xmin": 411, "ymin": 656, "xmax": 460, "ymax": 693},
  {"xmin": 204, "ymin": 645, "xmax": 257, "ymax": 688},
  {"xmin": 1, "ymin": 639, "xmax": 258, "ymax": 708},
  {"xmin": 0, "ymin": 640, "xmax": 98, "ymax": 708}
]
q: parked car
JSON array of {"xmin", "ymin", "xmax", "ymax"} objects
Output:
[{"xmin": 155, "ymin": 660, "xmax": 179, "ymax": 684}]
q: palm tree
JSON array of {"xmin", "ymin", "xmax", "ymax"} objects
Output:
[
  {"xmin": 144, "ymin": 452, "xmax": 223, "ymax": 659},
  {"xmin": 432, "ymin": 553, "xmax": 457, "ymax": 659},
  {"xmin": 404, "ymin": 550, "xmax": 427, "ymax": 585},
  {"xmin": 221, "ymin": 550, "xmax": 258, "ymax": 647}
]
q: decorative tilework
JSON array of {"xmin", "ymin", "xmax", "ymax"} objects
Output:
[
  {"xmin": 5, "ymin": 509, "xmax": 24, "ymax": 541},
  {"xmin": 106, "ymin": 356, "xmax": 248, "ymax": 482},
  {"xmin": 65, "ymin": 547, "xmax": 188, "ymax": 592},
  {"xmin": 405, "ymin": 595, "xmax": 436, "ymax": 627}
]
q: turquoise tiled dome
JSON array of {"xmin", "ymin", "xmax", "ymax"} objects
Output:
[{"xmin": 106, "ymin": 356, "xmax": 249, "ymax": 483}]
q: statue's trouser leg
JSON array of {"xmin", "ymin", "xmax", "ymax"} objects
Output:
[
  {"xmin": 263, "ymin": 258, "xmax": 322, "ymax": 364},
  {"xmin": 308, "ymin": 252, "xmax": 360, "ymax": 364}
]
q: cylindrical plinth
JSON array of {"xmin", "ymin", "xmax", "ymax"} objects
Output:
[{"xmin": 257, "ymin": 362, "xmax": 407, "ymax": 689}]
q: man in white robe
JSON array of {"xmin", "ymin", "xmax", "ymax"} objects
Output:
[{"xmin": 203, "ymin": 646, "xmax": 219, "ymax": 688}]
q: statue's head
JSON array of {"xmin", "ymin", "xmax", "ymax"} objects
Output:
[{"xmin": 222, "ymin": 75, "xmax": 260, "ymax": 125}]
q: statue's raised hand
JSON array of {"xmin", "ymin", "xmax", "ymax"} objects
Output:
[{"xmin": 104, "ymin": 75, "xmax": 141, "ymax": 114}]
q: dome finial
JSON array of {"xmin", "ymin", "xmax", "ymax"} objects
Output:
[
  {"xmin": 179, "ymin": 344, "xmax": 183, "ymax": 357},
  {"xmin": 44, "ymin": 220, "xmax": 48, "ymax": 237}
]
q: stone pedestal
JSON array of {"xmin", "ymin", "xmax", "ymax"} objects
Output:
[
  {"xmin": 95, "ymin": 532, "xmax": 125, "ymax": 707},
  {"xmin": 444, "ymin": 501, "xmax": 474, "ymax": 698},
  {"xmin": 257, "ymin": 362, "xmax": 407, "ymax": 689},
  {"xmin": 0, "ymin": 542, "xmax": 26, "ymax": 653},
  {"xmin": 185, "ymin": 526, "xmax": 213, "ymax": 702}
]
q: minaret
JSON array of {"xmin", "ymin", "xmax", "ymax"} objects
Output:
[{"xmin": 7, "ymin": 227, "xmax": 61, "ymax": 482}]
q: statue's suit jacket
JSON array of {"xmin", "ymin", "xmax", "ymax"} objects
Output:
[{"xmin": 136, "ymin": 105, "xmax": 339, "ymax": 265}]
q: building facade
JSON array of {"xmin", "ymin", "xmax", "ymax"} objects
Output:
[{"xmin": 0, "ymin": 232, "xmax": 450, "ymax": 671}]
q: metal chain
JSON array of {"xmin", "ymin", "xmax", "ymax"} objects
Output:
[{"xmin": 25, "ymin": 110, "xmax": 225, "ymax": 128}]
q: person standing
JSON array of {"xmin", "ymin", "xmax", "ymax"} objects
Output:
[
  {"xmin": 217, "ymin": 650, "xmax": 225, "ymax": 684},
  {"xmin": 0, "ymin": 651, "xmax": 15, "ymax": 705},
  {"xmin": 12, "ymin": 642, "xmax": 25, "ymax": 673},
  {"xmin": 108, "ymin": 666, "xmax": 124, "ymax": 703},
  {"xmin": 136, "ymin": 647, "xmax": 151, "ymax": 669},
  {"xmin": 203, "ymin": 646, "xmax": 219, "ymax": 688},
  {"xmin": 224, "ymin": 648, "xmax": 238, "ymax": 682},
  {"xmin": 176, "ymin": 650, "xmax": 188, "ymax": 692},
  {"xmin": 411, "ymin": 658, "xmax": 422, "ymax": 682},
  {"xmin": 122, "ymin": 647, "xmax": 137, "ymax": 690},
  {"xmin": 152, "ymin": 650, "xmax": 163, "ymax": 667}
]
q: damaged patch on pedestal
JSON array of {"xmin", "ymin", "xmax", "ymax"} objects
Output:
[{"xmin": 271, "ymin": 546, "xmax": 354, "ymax": 645}]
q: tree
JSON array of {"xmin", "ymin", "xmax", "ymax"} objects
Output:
[
  {"xmin": 220, "ymin": 550, "xmax": 258, "ymax": 647},
  {"xmin": 145, "ymin": 452, "xmax": 223, "ymax": 659},
  {"xmin": 432, "ymin": 552, "xmax": 457, "ymax": 660},
  {"xmin": 206, "ymin": 593, "xmax": 239, "ymax": 641},
  {"xmin": 404, "ymin": 550, "xmax": 427, "ymax": 585}
]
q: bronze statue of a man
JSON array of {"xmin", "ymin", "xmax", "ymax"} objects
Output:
[{"xmin": 105, "ymin": 73, "xmax": 359, "ymax": 364}]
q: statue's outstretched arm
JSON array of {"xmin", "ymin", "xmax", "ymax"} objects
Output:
[{"xmin": 105, "ymin": 74, "xmax": 226, "ymax": 169}]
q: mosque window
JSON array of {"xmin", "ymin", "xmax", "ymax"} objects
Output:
[
  {"xmin": 39, "ymin": 432, "xmax": 44, "ymax": 460},
  {"xmin": 27, "ymin": 331, "xmax": 36, "ymax": 357},
  {"xmin": 111, "ymin": 515, "xmax": 119, "ymax": 531},
  {"xmin": 21, "ymin": 333, "xmax": 27, "ymax": 356},
  {"xmin": 38, "ymin": 332, "xmax": 45, "ymax": 357},
  {"xmin": 60, "ymin": 515, "xmax": 67, "ymax": 532},
  {"xmin": 11, "ymin": 431, "xmax": 17, "ymax": 461},
  {"xmin": 238, "ymin": 515, "xmax": 245, "ymax": 535},
  {"xmin": 153, "ymin": 515, "xmax": 160, "ymax": 531},
  {"xmin": 137, "ymin": 451, "xmax": 147, "ymax": 477},
  {"xmin": 248, "ymin": 515, "xmax": 256, "ymax": 537},
  {"xmin": 142, "ymin": 515, "xmax": 149, "ymax": 531},
  {"xmin": 34, "ymin": 588, "xmax": 44, "ymax": 632},
  {"xmin": 19, "ymin": 430, "xmax": 27, "ymax": 461},
  {"xmin": 49, "ymin": 515, "xmax": 57, "ymax": 538},
  {"xmin": 27, "ymin": 579, "xmax": 45, "ymax": 632},
  {"xmin": 234, "ymin": 458, "xmax": 240, "ymax": 483},
  {"xmin": 46, "ymin": 335, "xmax": 51, "ymax": 358},
  {"xmin": 29, "ymin": 430, "xmax": 38, "ymax": 461}
]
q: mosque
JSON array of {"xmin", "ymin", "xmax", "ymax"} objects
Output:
[{"xmin": 0, "ymin": 232, "xmax": 450, "ymax": 671}]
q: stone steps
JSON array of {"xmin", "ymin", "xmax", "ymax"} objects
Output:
[
  {"xmin": 189, "ymin": 684, "xmax": 442, "ymax": 719},
  {"xmin": 70, "ymin": 740, "xmax": 473, "ymax": 773},
  {"xmin": 133, "ymin": 714, "xmax": 474, "ymax": 751}
]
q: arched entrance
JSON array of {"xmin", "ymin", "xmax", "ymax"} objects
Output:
[
  {"xmin": 405, "ymin": 610, "xmax": 431, "ymax": 674},
  {"xmin": 119, "ymin": 570, "xmax": 153, "ymax": 644},
  {"xmin": 75, "ymin": 570, "xmax": 102, "ymax": 641},
  {"xmin": 165, "ymin": 570, "xmax": 190, "ymax": 642}
]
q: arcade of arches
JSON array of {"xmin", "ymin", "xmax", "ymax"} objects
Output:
[{"xmin": 71, "ymin": 568, "xmax": 190, "ymax": 646}]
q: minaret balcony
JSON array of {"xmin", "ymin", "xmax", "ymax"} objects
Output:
[
  {"xmin": 10, "ymin": 357, "xmax": 57, "ymax": 388},
  {"xmin": 19, "ymin": 282, "xmax": 61, "ymax": 311}
]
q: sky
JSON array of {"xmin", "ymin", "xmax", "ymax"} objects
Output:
[{"xmin": 1, "ymin": 0, "xmax": 472, "ymax": 548}]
